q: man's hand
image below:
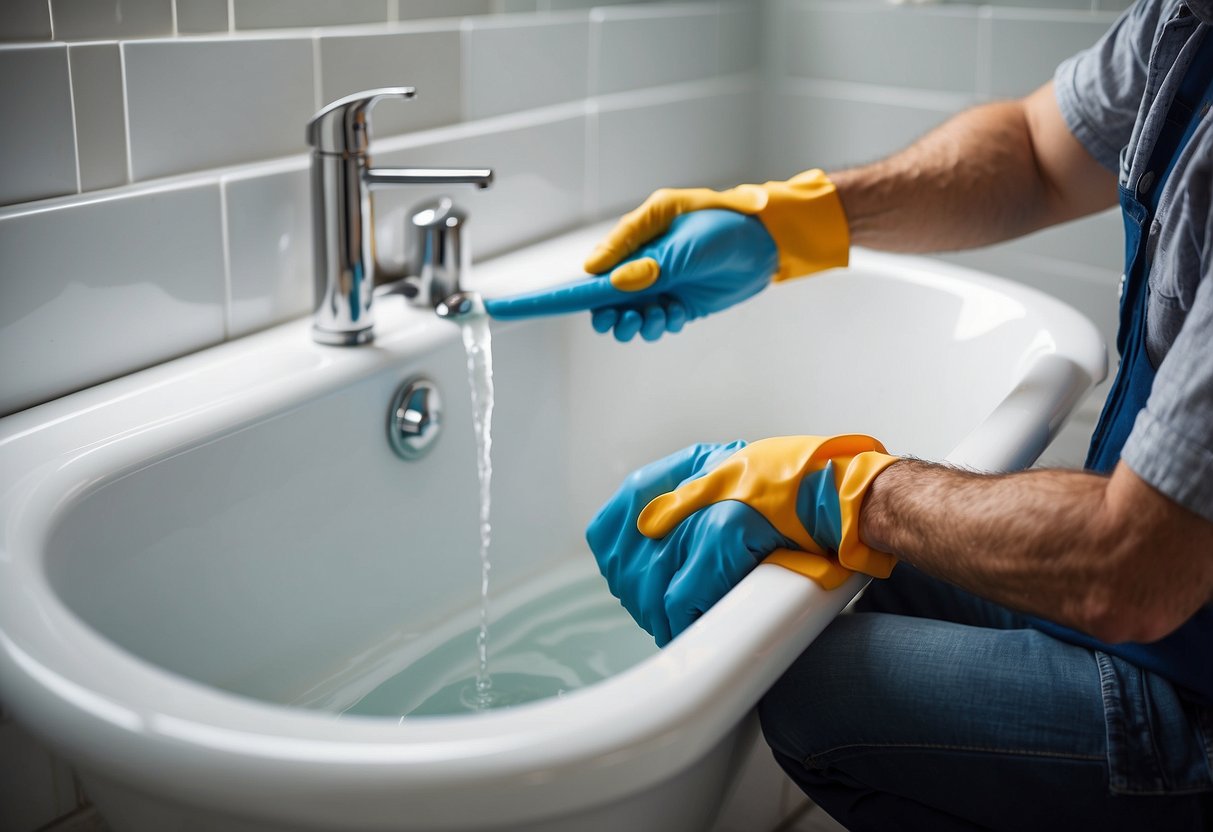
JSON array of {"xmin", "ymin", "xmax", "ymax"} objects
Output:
[
  {"xmin": 586, "ymin": 436, "xmax": 900, "ymax": 645},
  {"xmin": 484, "ymin": 210, "xmax": 778, "ymax": 341},
  {"xmin": 484, "ymin": 170, "xmax": 850, "ymax": 340},
  {"xmin": 861, "ymin": 460, "xmax": 1213, "ymax": 643}
]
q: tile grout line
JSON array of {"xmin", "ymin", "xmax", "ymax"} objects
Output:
[
  {"xmin": 218, "ymin": 181, "xmax": 234, "ymax": 341},
  {"xmin": 63, "ymin": 43, "xmax": 82, "ymax": 194},
  {"xmin": 119, "ymin": 43, "xmax": 134, "ymax": 185}
]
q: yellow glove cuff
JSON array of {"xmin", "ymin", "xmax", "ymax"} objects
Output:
[
  {"xmin": 582, "ymin": 171, "xmax": 851, "ymax": 283},
  {"xmin": 755, "ymin": 169, "xmax": 851, "ymax": 282},
  {"xmin": 637, "ymin": 436, "xmax": 898, "ymax": 591}
]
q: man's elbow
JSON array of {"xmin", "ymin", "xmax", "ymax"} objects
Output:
[
  {"xmin": 1079, "ymin": 593, "xmax": 1185, "ymax": 644},
  {"xmin": 1075, "ymin": 543, "xmax": 1206, "ymax": 644}
]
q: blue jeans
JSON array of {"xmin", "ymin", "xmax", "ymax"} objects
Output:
[{"xmin": 758, "ymin": 566, "xmax": 1213, "ymax": 831}]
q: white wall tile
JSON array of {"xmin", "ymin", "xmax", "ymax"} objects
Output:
[
  {"xmin": 371, "ymin": 113, "xmax": 587, "ymax": 267},
  {"xmin": 463, "ymin": 16, "xmax": 589, "ymax": 120},
  {"xmin": 176, "ymin": 0, "xmax": 230, "ymax": 33},
  {"xmin": 69, "ymin": 42, "xmax": 128, "ymax": 191},
  {"xmin": 0, "ymin": 0, "xmax": 53, "ymax": 40},
  {"xmin": 0, "ymin": 182, "xmax": 227, "ymax": 415},
  {"xmin": 1006, "ymin": 208, "xmax": 1124, "ymax": 274},
  {"xmin": 223, "ymin": 162, "xmax": 313, "ymax": 337},
  {"xmin": 124, "ymin": 35, "xmax": 314, "ymax": 180},
  {"xmin": 593, "ymin": 6, "xmax": 719, "ymax": 95},
  {"xmin": 318, "ymin": 25, "xmax": 461, "ymax": 139},
  {"xmin": 597, "ymin": 85, "xmax": 757, "ymax": 215},
  {"xmin": 50, "ymin": 0, "xmax": 173, "ymax": 40},
  {"xmin": 232, "ymin": 0, "xmax": 388, "ymax": 30},
  {"xmin": 0, "ymin": 720, "xmax": 78, "ymax": 831},
  {"xmin": 987, "ymin": 9, "xmax": 1117, "ymax": 98},
  {"xmin": 784, "ymin": 3, "xmax": 980, "ymax": 95},
  {"xmin": 761, "ymin": 91, "xmax": 956, "ymax": 180},
  {"xmin": 719, "ymin": 3, "xmax": 761, "ymax": 76},
  {"xmin": 0, "ymin": 44, "xmax": 77, "ymax": 205},
  {"xmin": 397, "ymin": 0, "xmax": 494, "ymax": 20}
]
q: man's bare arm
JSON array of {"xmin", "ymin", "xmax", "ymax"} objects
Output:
[
  {"xmin": 830, "ymin": 82, "xmax": 1118, "ymax": 253},
  {"xmin": 860, "ymin": 460, "xmax": 1213, "ymax": 643}
]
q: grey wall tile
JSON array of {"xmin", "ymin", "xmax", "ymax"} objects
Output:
[
  {"xmin": 69, "ymin": 42, "xmax": 128, "ymax": 191},
  {"xmin": 372, "ymin": 114, "xmax": 587, "ymax": 265},
  {"xmin": 176, "ymin": 0, "xmax": 230, "ymax": 33},
  {"xmin": 0, "ymin": 44, "xmax": 77, "ymax": 205},
  {"xmin": 597, "ymin": 87, "xmax": 757, "ymax": 215},
  {"xmin": 0, "ymin": 182, "xmax": 227, "ymax": 415},
  {"xmin": 319, "ymin": 26, "xmax": 461, "ymax": 138},
  {"xmin": 50, "ymin": 0, "xmax": 172, "ymax": 39},
  {"xmin": 397, "ymin": 0, "xmax": 494, "ymax": 20},
  {"xmin": 223, "ymin": 162, "xmax": 313, "ymax": 337},
  {"xmin": 0, "ymin": 0, "xmax": 53, "ymax": 41},
  {"xmin": 785, "ymin": 3, "xmax": 981, "ymax": 95},
  {"xmin": 463, "ymin": 16, "xmax": 589, "ymax": 120},
  {"xmin": 124, "ymin": 35, "xmax": 314, "ymax": 180},
  {"xmin": 988, "ymin": 10, "xmax": 1117, "ymax": 98},
  {"xmin": 1007, "ymin": 208, "xmax": 1124, "ymax": 273},
  {"xmin": 231, "ymin": 0, "xmax": 388, "ymax": 30},
  {"xmin": 594, "ymin": 6, "xmax": 718, "ymax": 95},
  {"xmin": 1097, "ymin": 0, "xmax": 1135, "ymax": 10},
  {"xmin": 719, "ymin": 3, "xmax": 761, "ymax": 75},
  {"xmin": 760, "ymin": 91, "xmax": 956, "ymax": 180}
]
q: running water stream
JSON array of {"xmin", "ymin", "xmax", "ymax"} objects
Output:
[{"xmin": 457, "ymin": 312, "xmax": 500, "ymax": 711}]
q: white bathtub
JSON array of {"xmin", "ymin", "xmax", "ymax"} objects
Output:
[{"xmin": 0, "ymin": 224, "xmax": 1105, "ymax": 832}]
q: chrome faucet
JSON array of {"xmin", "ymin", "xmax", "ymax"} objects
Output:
[{"xmin": 306, "ymin": 87, "xmax": 494, "ymax": 345}]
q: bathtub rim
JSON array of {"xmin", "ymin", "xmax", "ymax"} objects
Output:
[{"xmin": 0, "ymin": 227, "xmax": 1107, "ymax": 829}]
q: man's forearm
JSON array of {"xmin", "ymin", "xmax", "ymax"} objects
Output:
[
  {"xmin": 859, "ymin": 460, "xmax": 1213, "ymax": 643},
  {"xmin": 829, "ymin": 84, "xmax": 1117, "ymax": 253}
]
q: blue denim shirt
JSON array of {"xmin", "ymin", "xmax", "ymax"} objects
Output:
[{"xmin": 1056, "ymin": 1, "xmax": 1213, "ymax": 525}]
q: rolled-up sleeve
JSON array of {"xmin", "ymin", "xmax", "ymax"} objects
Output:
[
  {"xmin": 1122, "ymin": 266, "xmax": 1213, "ymax": 524},
  {"xmin": 1053, "ymin": 1, "xmax": 1162, "ymax": 173}
]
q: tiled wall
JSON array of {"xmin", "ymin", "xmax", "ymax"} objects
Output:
[
  {"xmin": 760, "ymin": 0, "xmax": 1130, "ymax": 466},
  {"xmin": 0, "ymin": 0, "xmax": 759, "ymax": 418}
]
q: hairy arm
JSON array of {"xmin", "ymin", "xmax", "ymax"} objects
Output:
[
  {"xmin": 860, "ymin": 460, "xmax": 1213, "ymax": 643},
  {"xmin": 830, "ymin": 82, "xmax": 1118, "ymax": 253}
]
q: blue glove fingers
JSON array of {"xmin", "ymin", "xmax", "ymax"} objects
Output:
[
  {"xmin": 796, "ymin": 462, "xmax": 844, "ymax": 553},
  {"xmin": 586, "ymin": 442, "xmax": 749, "ymax": 644},
  {"xmin": 613, "ymin": 309, "xmax": 644, "ymax": 342},
  {"xmin": 640, "ymin": 303, "xmax": 666, "ymax": 342},
  {"xmin": 483, "ymin": 275, "xmax": 623, "ymax": 320},
  {"xmin": 663, "ymin": 297, "xmax": 688, "ymax": 333},
  {"xmin": 591, "ymin": 307, "xmax": 618, "ymax": 334},
  {"xmin": 664, "ymin": 502, "xmax": 794, "ymax": 641}
]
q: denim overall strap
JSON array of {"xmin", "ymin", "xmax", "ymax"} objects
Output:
[{"xmin": 1086, "ymin": 29, "xmax": 1213, "ymax": 472}]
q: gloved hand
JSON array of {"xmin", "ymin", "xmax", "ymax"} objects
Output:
[
  {"xmin": 586, "ymin": 435, "xmax": 899, "ymax": 646},
  {"xmin": 484, "ymin": 170, "xmax": 850, "ymax": 341}
]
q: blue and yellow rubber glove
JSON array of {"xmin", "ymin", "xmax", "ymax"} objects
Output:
[
  {"xmin": 484, "ymin": 170, "xmax": 850, "ymax": 341},
  {"xmin": 586, "ymin": 435, "xmax": 899, "ymax": 645}
]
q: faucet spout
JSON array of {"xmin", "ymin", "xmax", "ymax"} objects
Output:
[{"xmin": 365, "ymin": 168, "xmax": 493, "ymax": 189}]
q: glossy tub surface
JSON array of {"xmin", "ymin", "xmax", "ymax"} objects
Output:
[{"xmin": 0, "ymin": 225, "xmax": 1106, "ymax": 831}]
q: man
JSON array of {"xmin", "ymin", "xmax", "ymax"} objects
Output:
[{"xmin": 487, "ymin": 2, "xmax": 1213, "ymax": 828}]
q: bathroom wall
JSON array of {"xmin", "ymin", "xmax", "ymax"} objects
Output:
[
  {"xmin": 0, "ymin": 0, "xmax": 759, "ymax": 418},
  {"xmin": 759, "ymin": 0, "xmax": 1131, "ymax": 468}
]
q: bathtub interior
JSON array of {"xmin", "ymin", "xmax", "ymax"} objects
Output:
[{"xmin": 41, "ymin": 266, "xmax": 1050, "ymax": 712}]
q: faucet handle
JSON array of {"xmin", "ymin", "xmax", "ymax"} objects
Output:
[
  {"xmin": 404, "ymin": 197, "xmax": 470, "ymax": 309},
  {"xmin": 306, "ymin": 87, "xmax": 416, "ymax": 155}
]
